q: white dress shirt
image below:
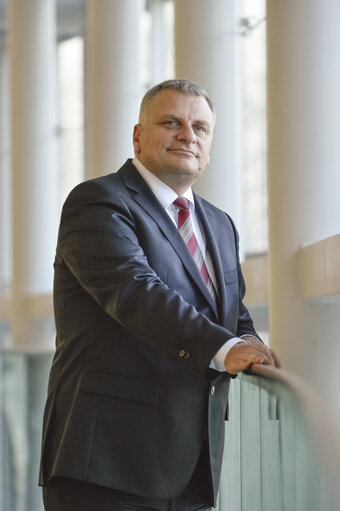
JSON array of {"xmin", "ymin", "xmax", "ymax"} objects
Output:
[{"xmin": 132, "ymin": 157, "xmax": 247, "ymax": 372}]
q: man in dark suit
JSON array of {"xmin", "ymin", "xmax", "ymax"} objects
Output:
[{"xmin": 40, "ymin": 79, "xmax": 280, "ymax": 510}]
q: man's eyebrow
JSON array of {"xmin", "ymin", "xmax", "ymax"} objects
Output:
[
  {"xmin": 158, "ymin": 113, "xmax": 181, "ymax": 121},
  {"xmin": 193, "ymin": 119, "xmax": 211, "ymax": 127}
]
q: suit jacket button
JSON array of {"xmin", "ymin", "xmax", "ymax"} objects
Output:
[
  {"xmin": 179, "ymin": 350, "xmax": 190, "ymax": 359},
  {"xmin": 210, "ymin": 385, "xmax": 216, "ymax": 396}
]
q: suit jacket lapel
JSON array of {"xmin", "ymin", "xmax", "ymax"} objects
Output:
[
  {"xmin": 118, "ymin": 162, "xmax": 218, "ymax": 317},
  {"xmin": 194, "ymin": 196, "xmax": 228, "ymax": 325}
]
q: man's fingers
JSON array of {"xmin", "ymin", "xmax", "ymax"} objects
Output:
[
  {"xmin": 251, "ymin": 345, "xmax": 274, "ymax": 365},
  {"xmin": 240, "ymin": 337, "xmax": 283, "ymax": 368},
  {"xmin": 270, "ymin": 349, "xmax": 283, "ymax": 369}
]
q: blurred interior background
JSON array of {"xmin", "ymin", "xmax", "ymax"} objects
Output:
[{"xmin": 0, "ymin": 0, "xmax": 339, "ymax": 509}]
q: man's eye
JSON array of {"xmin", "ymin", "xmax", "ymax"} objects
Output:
[
  {"xmin": 165, "ymin": 120, "xmax": 177, "ymax": 126},
  {"xmin": 194, "ymin": 125, "xmax": 207, "ymax": 132}
]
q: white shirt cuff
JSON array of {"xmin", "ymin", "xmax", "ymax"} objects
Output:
[{"xmin": 209, "ymin": 337, "xmax": 246, "ymax": 372}]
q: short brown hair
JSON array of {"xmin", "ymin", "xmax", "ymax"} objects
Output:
[{"xmin": 138, "ymin": 79, "xmax": 215, "ymax": 124}]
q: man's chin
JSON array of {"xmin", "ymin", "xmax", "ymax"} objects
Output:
[
  {"xmin": 172, "ymin": 165, "xmax": 201, "ymax": 177},
  {"xmin": 166, "ymin": 157, "xmax": 200, "ymax": 175}
]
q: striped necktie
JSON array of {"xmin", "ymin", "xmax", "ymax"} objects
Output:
[{"xmin": 173, "ymin": 197, "xmax": 217, "ymax": 301}]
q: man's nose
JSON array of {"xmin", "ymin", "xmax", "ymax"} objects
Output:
[{"xmin": 176, "ymin": 123, "xmax": 196, "ymax": 143}]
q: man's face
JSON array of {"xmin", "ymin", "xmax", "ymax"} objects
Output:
[{"xmin": 133, "ymin": 90, "xmax": 215, "ymax": 193}]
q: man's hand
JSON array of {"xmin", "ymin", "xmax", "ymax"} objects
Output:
[{"xmin": 224, "ymin": 336, "xmax": 282, "ymax": 375}]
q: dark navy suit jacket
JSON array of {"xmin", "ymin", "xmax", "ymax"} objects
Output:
[{"xmin": 39, "ymin": 159, "xmax": 259, "ymax": 506}]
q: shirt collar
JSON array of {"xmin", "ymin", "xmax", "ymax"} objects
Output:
[{"xmin": 132, "ymin": 157, "xmax": 195, "ymax": 210}]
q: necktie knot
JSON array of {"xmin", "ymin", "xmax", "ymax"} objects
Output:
[{"xmin": 173, "ymin": 197, "xmax": 189, "ymax": 210}]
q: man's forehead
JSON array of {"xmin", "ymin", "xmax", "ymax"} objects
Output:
[{"xmin": 149, "ymin": 91, "xmax": 214, "ymax": 120}]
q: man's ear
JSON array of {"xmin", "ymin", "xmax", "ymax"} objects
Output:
[{"xmin": 133, "ymin": 124, "xmax": 142, "ymax": 156}]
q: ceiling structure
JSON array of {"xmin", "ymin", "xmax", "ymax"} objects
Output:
[{"xmin": 0, "ymin": 0, "xmax": 87, "ymax": 42}]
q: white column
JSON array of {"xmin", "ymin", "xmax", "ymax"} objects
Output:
[
  {"xmin": 149, "ymin": 0, "xmax": 171, "ymax": 84},
  {"xmin": 174, "ymin": 0, "xmax": 241, "ymax": 225},
  {"xmin": 0, "ymin": 43, "xmax": 11, "ymax": 298},
  {"xmin": 267, "ymin": 1, "xmax": 340, "ymax": 417},
  {"xmin": 9, "ymin": 0, "xmax": 59, "ymax": 347},
  {"xmin": 85, "ymin": 0, "xmax": 142, "ymax": 179}
]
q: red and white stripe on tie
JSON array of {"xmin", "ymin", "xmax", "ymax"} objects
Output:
[{"xmin": 173, "ymin": 197, "xmax": 217, "ymax": 301}]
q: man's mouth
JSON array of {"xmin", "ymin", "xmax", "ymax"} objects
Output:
[{"xmin": 168, "ymin": 148, "xmax": 198, "ymax": 157}]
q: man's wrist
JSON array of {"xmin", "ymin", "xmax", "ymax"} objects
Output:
[{"xmin": 240, "ymin": 334, "xmax": 263, "ymax": 345}]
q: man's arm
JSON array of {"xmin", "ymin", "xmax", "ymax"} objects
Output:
[{"xmin": 58, "ymin": 179, "xmax": 246, "ymax": 377}]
